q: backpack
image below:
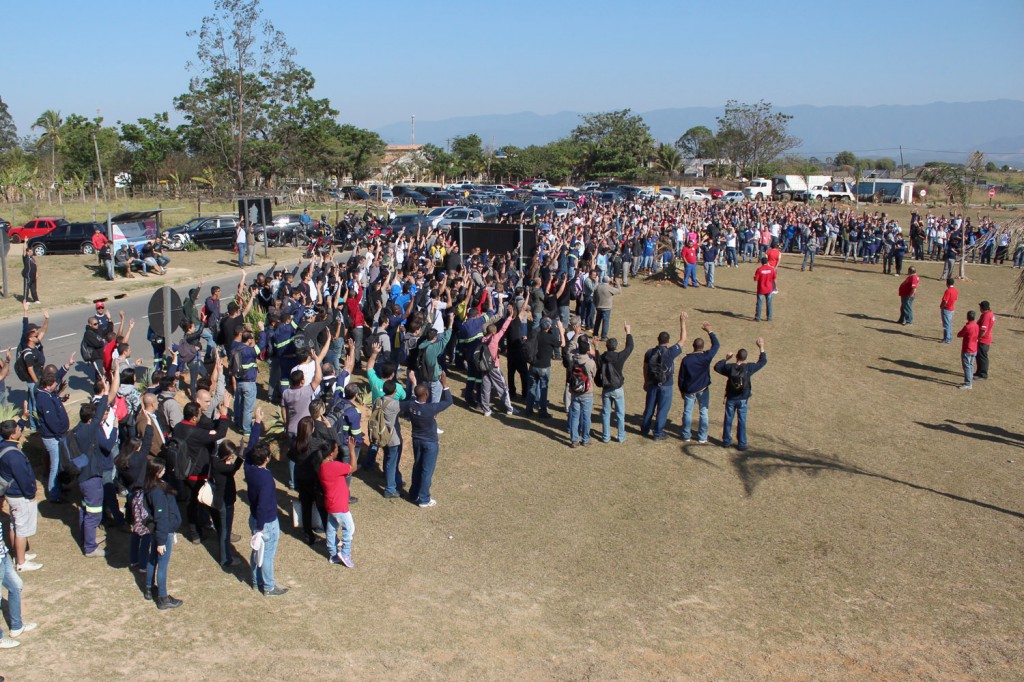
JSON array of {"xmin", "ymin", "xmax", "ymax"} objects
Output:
[
  {"xmin": 568, "ymin": 360, "xmax": 590, "ymax": 395},
  {"xmin": 647, "ymin": 346, "xmax": 671, "ymax": 386},
  {"xmin": 14, "ymin": 347, "xmax": 33, "ymax": 382},
  {"xmin": 162, "ymin": 436, "xmax": 194, "ymax": 480},
  {"xmin": 0, "ymin": 443, "xmax": 16, "ymax": 497},
  {"xmin": 471, "ymin": 344, "xmax": 494, "ymax": 374},
  {"xmin": 229, "ymin": 346, "xmax": 245, "ymax": 380},
  {"xmin": 80, "ymin": 334, "xmax": 96, "ymax": 362},
  {"xmin": 600, "ymin": 354, "xmax": 623, "ymax": 391},
  {"xmin": 114, "ymin": 394, "xmax": 129, "ymax": 422},
  {"xmin": 415, "ymin": 344, "xmax": 433, "ymax": 382},
  {"xmin": 728, "ymin": 364, "xmax": 750, "ymax": 396},
  {"xmin": 523, "ymin": 333, "xmax": 539, "ymax": 365},
  {"xmin": 367, "ymin": 397, "xmax": 394, "ymax": 447},
  {"xmin": 61, "ymin": 430, "xmax": 93, "ymax": 483},
  {"xmin": 131, "ymin": 490, "xmax": 155, "ymax": 535}
]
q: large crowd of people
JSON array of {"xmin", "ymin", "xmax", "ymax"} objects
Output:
[{"xmin": 0, "ymin": 193, "xmax": 1006, "ymax": 648}]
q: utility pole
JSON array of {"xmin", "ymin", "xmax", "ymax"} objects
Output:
[
  {"xmin": 93, "ymin": 109, "xmax": 106, "ymax": 201},
  {"xmin": 411, "ymin": 114, "xmax": 415, "ymax": 145}
]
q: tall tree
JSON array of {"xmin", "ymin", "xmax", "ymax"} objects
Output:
[
  {"xmin": 59, "ymin": 114, "xmax": 125, "ymax": 188},
  {"xmin": 450, "ymin": 134, "xmax": 485, "ymax": 179},
  {"xmin": 674, "ymin": 125, "xmax": 716, "ymax": 159},
  {"xmin": 833, "ymin": 150, "xmax": 857, "ymax": 167},
  {"xmin": 654, "ymin": 143, "xmax": 683, "ymax": 180},
  {"xmin": 33, "ymin": 109, "xmax": 63, "ymax": 188},
  {"xmin": 716, "ymin": 100, "xmax": 800, "ymax": 177},
  {"xmin": 571, "ymin": 109, "xmax": 654, "ymax": 179},
  {"xmin": 178, "ymin": 0, "xmax": 296, "ymax": 189},
  {"xmin": 0, "ymin": 96, "xmax": 16, "ymax": 153},
  {"xmin": 332, "ymin": 124, "xmax": 386, "ymax": 183},
  {"xmin": 120, "ymin": 112, "xmax": 183, "ymax": 185}
]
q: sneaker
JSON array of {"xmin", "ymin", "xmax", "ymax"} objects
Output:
[
  {"xmin": 24, "ymin": 553, "xmax": 37, "ymax": 561},
  {"xmin": 418, "ymin": 499, "xmax": 437, "ymax": 508},
  {"xmin": 697, "ymin": 440, "xmax": 709, "ymax": 445},
  {"xmin": 436, "ymin": 428, "xmax": 444, "ymax": 435},
  {"xmin": 16, "ymin": 561, "xmax": 42, "ymax": 572},
  {"xmin": 84, "ymin": 548, "xmax": 105, "ymax": 559},
  {"xmin": 230, "ymin": 533, "xmax": 242, "ymax": 543},
  {"xmin": 340, "ymin": 554, "xmax": 355, "ymax": 568},
  {"xmin": 156, "ymin": 595, "xmax": 183, "ymax": 610},
  {"xmin": 9, "ymin": 623, "xmax": 37, "ymax": 637},
  {"xmin": 264, "ymin": 586, "xmax": 289, "ymax": 597},
  {"xmin": 329, "ymin": 554, "xmax": 343, "ymax": 565},
  {"xmin": 482, "ymin": 410, "xmax": 493, "ymax": 417},
  {"xmin": 507, "ymin": 407, "xmax": 519, "ymax": 415},
  {"xmin": 383, "ymin": 492, "xmax": 401, "ymax": 499},
  {"xmin": 348, "ymin": 496, "xmax": 359, "ymax": 505},
  {"xmin": 958, "ymin": 384, "xmax": 972, "ymax": 390},
  {"xmin": 538, "ymin": 411, "xmax": 553, "ymax": 419},
  {"xmin": 570, "ymin": 441, "xmax": 578, "ymax": 449},
  {"xmin": 0, "ymin": 638, "xmax": 20, "ymax": 649}
]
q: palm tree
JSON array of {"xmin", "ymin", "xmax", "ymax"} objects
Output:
[
  {"xmin": 654, "ymin": 143, "xmax": 683, "ymax": 182},
  {"xmin": 32, "ymin": 110, "xmax": 63, "ymax": 192}
]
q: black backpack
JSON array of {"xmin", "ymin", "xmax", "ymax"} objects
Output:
[
  {"xmin": 61, "ymin": 429, "xmax": 93, "ymax": 484},
  {"xmin": 523, "ymin": 332, "xmax": 539, "ymax": 365},
  {"xmin": 471, "ymin": 344, "xmax": 494, "ymax": 374},
  {"xmin": 162, "ymin": 436, "xmax": 194, "ymax": 480},
  {"xmin": 600, "ymin": 354, "xmax": 623, "ymax": 391},
  {"xmin": 728, "ymin": 364, "xmax": 749, "ymax": 396},
  {"xmin": 415, "ymin": 342, "xmax": 434, "ymax": 382},
  {"xmin": 647, "ymin": 346, "xmax": 671, "ymax": 385},
  {"xmin": 14, "ymin": 347, "xmax": 33, "ymax": 382},
  {"xmin": 229, "ymin": 346, "xmax": 246, "ymax": 380}
]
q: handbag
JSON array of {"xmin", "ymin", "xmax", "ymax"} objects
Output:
[{"xmin": 197, "ymin": 479, "xmax": 215, "ymax": 507}]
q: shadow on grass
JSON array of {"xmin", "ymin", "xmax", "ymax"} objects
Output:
[
  {"xmin": 915, "ymin": 420, "xmax": 1024, "ymax": 450},
  {"xmin": 729, "ymin": 435, "xmax": 1024, "ymax": 520},
  {"xmin": 867, "ymin": 365, "xmax": 959, "ymax": 386},
  {"xmin": 879, "ymin": 357, "xmax": 959, "ymax": 376},
  {"xmin": 867, "ymin": 326, "xmax": 935, "ymax": 341},
  {"xmin": 695, "ymin": 308, "xmax": 754, "ymax": 322},
  {"xmin": 837, "ymin": 311, "xmax": 893, "ymax": 324}
]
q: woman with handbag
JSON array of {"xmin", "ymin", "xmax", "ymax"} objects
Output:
[
  {"xmin": 208, "ymin": 439, "xmax": 244, "ymax": 568},
  {"xmin": 288, "ymin": 416, "xmax": 328, "ymax": 546},
  {"xmin": 116, "ymin": 424, "xmax": 155, "ymax": 575},
  {"xmin": 144, "ymin": 458, "xmax": 183, "ymax": 610}
]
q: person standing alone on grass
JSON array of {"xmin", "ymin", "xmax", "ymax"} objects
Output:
[
  {"xmin": 897, "ymin": 267, "xmax": 919, "ymax": 325},
  {"xmin": 714, "ymin": 337, "xmax": 767, "ymax": 451},
  {"xmin": 641, "ymin": 312, "xmax": 687, "ymax": 441},
  {"xmin": 678, "ymin": 320, "xmax": 720, "ymax": 444},
  {"xmin": 940, "ymin": 278, "xmax": 958, "ymax": 344},
  {"xmin": 753, "ymin": 258, "xmax": 777, "ymax": 322},
  {"xmin": 956, "ymin": 310, "xmax": 979, "ymax": 390},
  {"xmin": 975, "ymin": 301, "xmax": 994, "ymax": 380}
]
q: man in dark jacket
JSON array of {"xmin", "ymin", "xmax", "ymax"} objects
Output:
[
  {"xmin": 0, "ymin": 414, "xmax": 42, "ymax": 571},
  {"xmin": 678, "ymin": 320, "xmax": 721, "ymax": 444},
  {"xmin": 598, "ymin": 323, "xmax": 633, "ymax": 443},
  {"xmin": 171, "ymin": 399, "xmax": 229, "ymax": 543},
  {"xmin": 72, "ymin": 371, "xmax": 120, "ymax": 557},
  {"xmin": 713, "ymin": 337, "xmax": 767, "ymax": 451}
]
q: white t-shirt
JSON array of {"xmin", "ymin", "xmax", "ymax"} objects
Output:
[{"xmin": 236, "ymin": 226, "xmax": 247, "ymax": 244}]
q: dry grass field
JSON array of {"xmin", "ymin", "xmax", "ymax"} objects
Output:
[{"xmin": 4, "ymin": 245, "xmax": 1024, "ymax": 680}]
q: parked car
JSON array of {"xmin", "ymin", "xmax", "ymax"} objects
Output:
[
  {"xmin": 26, "ymin": 222, "xmax": 106, "ymax": 255},
  {"xmin": 680, "ymin": 188, "xmax": 711, "ymax": 202},
  {"xmin": 163, "ymin": 215, "xmax": 240, "ymax": 250},
  {"xmin": 426, "ymin": 192, "xmax": 461, "ymax": 207},
  {"xmin": 722, "ymin": 191, "xmax": 746, "ymax": 203},
  {"xmin": 598, "ymin": 192, "xmax": 622, "ymax": 205},
  {"xmin": 436, "ymin": 207, "xmax": 484, "ymax": 231},
  {"xmin": 340, "ymin": 186, "xmax": 370, "ymax": 201},
  {"xmin": 0, "ymin": 217, "xmax": 9, "ymax": 234},
  {"xmin": 386, "ymin": 213, "xmax": 434, "ymax": 236},
  {"xmin": 8, "ymin": 217, "xmax": 68, "ymax": 243},
  {"xmin": 467, "ymin": 203, "xmax": 499, "ymax": 221},
  {"xmin": 497, "ymin": 200, "xmax": 526, "ymax": 220},
  {"xmin": 551, "ymin": 199, "xmax": 576, "ymax": 217},
  {"xmin": 578, "ymin": 181, "xmax": 601, "ymax": 192},
  {"xmin": 523, "ymin": 200, "xmax": 556, "ymax": 220},
  {"xmin": 708, "ymin": 187, "xmax": 725, "ymax": 199},
  {"xmin": 425, "ymin": 206, "xmax": 464, "ymax": 228}
]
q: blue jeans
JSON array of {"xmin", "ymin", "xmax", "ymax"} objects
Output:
[
  {"xmin": 601, "ymin": 387, "xmax": 625, "ymax": 442},
  {"xmin": 200, "ymin": 328, "xmax": 216, "ymax": 362},
  {"xmin": 558, "ymin": 305, "xmax": 571, "ymax": 329},
  {"xmin": 325, "ymin": 338, "xmax": 345, "ymax": 374},
  {"xmin": 526, "ymin": 366, "xmax": 550, "ymax": 413},
  {"xmin": 249, "ymin": 517, "xmax": 280, "ymax": 592},
  {"xmin": 130, "ymin": 532, "xmax": 152, "ymax": 569},
  {"xmin": 237, "ymin": 242, "xmax": 246, "ymax": 267},
  {"xmin": 0, "ymin": 555, "xmax": 24, "ymax": 633},
  {"xmin": 703, "ymin": 262, "xmax": 715, "ymax": 287},
  {"xmin": 79, "ymin": 476, "xmax": 104, "ymax": 554},
  {"xmin": 899, "ymin": 296, "xmax": 914, "ymax": 324},
  {"xmin": 722, "ymin": 398, "xmax": 749, "ymax": 448},
  {"xmin": 641, "ymin": 384, "xmax": 673, "ymax": 438},
  {"xmin": 383, "ymin": 443, "xmax": 404, "ymax": 495},
  {"xmin": 682, "ymin": 388, "xmax": 710, "ymax": 441},
  {"xmin": 409, "ymin": 439, "xmax": 440, "ymax": 505},
  {"xmin": 961, "ymin": 352, "xmax": 976, "ymax": 387},
  {"xmin": 326, "ymin": 511, "xmax": 355, "ymax": 558},
  {"xmin": 755, "ymin": 293, "xmax": 773, "ymax": 321},
  {"xmin": 594, "ymin": 308, "xmax": 611, "ymax": 339},
  {"xmin": 26, "ymin": 382, "xmax": 38, "ymax": 430},
  {"xmin": 568, "ymin": 394, "xmax": 593, "ymax": 444},
  {"xmin": 146, "ymin": 533, "xmax": 174, "ymax": 598},
  {"xmin": 215, "ymin": 503, "xmax": 235, "ymax": 566},
  {"xmin": 941, "ymin": 308, "xmax": 954, "ymax": 343},
  {"xmin": 429, "ymin": 379, "xmax": 442, "ymax": 404},
  {"xmin": 41, "ymin": 435, "xmax": 66, "ymax": 501},
  {"xmin": 235, "ymin": 381, "xmax": 256, "ymax": 435},
  {"xmin": 683, "ymin": 263, "xmax": 698, "ymax": 287},
  {"xmin": 188, "ymin": 358, "xmax": 208, "ymax": 398},
  {"xmin": 579, "ymin": 300, "xmax": 595, "ymax": 330}
]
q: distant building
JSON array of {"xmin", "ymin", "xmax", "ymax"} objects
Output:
[
  {"xmin": 683, "ymin": 158, "xmax": 733, "ymax": 178},
  {"xmin": 381, "ymin": 144, "xmax": 426, "ymax": 180}
]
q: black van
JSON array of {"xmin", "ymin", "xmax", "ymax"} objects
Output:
[{"xmin": 27, "ymin": 222, "xmax": 105, "ymax": 255}]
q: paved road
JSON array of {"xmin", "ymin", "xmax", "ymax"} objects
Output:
[{"xmin": 0, "ymin": 261, "xmax": 296, "ymax": 409}]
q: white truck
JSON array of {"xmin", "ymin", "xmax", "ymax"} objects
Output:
[
  {"xmin": 797, "ymin": 182, "xmax": 857, "ymax": 203},
  {"xmin": 743, "ymin": 176, "xmax": 834, "ymax": 201}
]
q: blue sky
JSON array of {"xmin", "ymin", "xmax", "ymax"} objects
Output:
[{"xmin": 3, "ymin": 0, "xmax": 1022, "ymax": 138}]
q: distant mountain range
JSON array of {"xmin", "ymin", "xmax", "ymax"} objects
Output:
[{"xmin": 373, "ymin": 100, "xmax": 1024, "ymax": 165}]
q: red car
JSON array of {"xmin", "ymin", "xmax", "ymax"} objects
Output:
[
  {"xmin": 8, "ymin": 217, "xmax": 68, "ymax": 243},
  {"xmin": 708, "ymin": 188, "xmax": 725, "ymax": 200}
]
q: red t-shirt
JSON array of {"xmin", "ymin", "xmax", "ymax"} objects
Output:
[
  {"xmin": 102, "ymin": 338, "xmax": 118, "ymax": 376},
  {"xmin": 766, "ymin": 248, "xmax": 781, "ymax": 268},
  {"xmin": 957, "ymin": 320, "xmax": 979, "ymax": 354},
  {"xmin": 318, "ymin": 459, "xmax": 352, "ymax": 514},
  {"xmin": 978, "ymin": 310, "xmax": 995, "ymax": 344},
  {"xmin": 345, "ymin": 297, "xmax": 365, "ymax": 327},
  {"xmin": 898, "ymin": 274, "xmax": 919, "ymax": 297},
  {"xmin": 681, "ymin": 246, "xmax": 697, "ymax": 264},
  {"xmin": 940, "ymin": 287, "xmax": 958, "ymax": 311},
  {"xmin": 754, "ymin": 266, "xmax": 776, "ymax": 295}
]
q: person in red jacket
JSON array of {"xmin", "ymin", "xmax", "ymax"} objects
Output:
[
  {"xmin": 897, "ymin": 267, "xmax": 919, "ymax": 325},
  {"xmin": 680, "ymin": 243, "xmax": 699, "ymax": 288},
  {"xmin": 955, "ymin": 310, "xmax": 979, "ymax": 390},
  {"xmin": 753, "ymin": 257, "xmax": 777, "ymax": 322},
  {"xmin": 976, "ymin": 300, "xmax": 995, "ymax": 379},
  {"xmin": 939, "ymin": 278, "xmax": 958, "ymax": 343}
]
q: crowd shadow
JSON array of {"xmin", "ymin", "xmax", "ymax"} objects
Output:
[
  {"xmin": 837, "ymin": 311, "xmax": 892, "ymax": 324},
  {"xmin": 868, "ymin": 326, "xmax": 934, "ymax": 342},
  {"xmin": 867, "ymin": 365, "xmax": 959, "ymax": 386},
  {"xmin": 915, "ymin": 420, "xmax": 1024, "ymax": 449},
  {"xmin": 879, "ymin": 357, "xmax": 959, "ymax": 376},
  {"xmin": 728, "ymin": 434, "xmax": 1024, "ymax": 520},
  {"xmin": 695, "ymin": 308, "xmax": 754, "ymax": 321}
]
